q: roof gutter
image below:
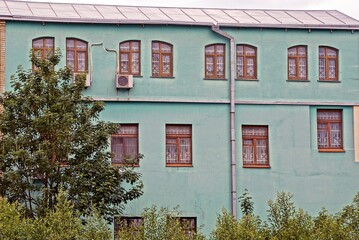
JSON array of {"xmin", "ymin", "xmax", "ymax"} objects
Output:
[
  {"xmin": 2, "ymin": 16, "xmax": 359, "ymax": 30},
  {"xmin": 211, "ymin": 25, "xmax": 237, "ymax": 218}
]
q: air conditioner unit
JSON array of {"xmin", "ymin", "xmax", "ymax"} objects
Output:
[
  {"xmin": 73, "ymin": 73, "xmax": 91, "ymax": 87},
  {"xmin": 116, "ymin": 74, "xmax": 133, "ymax": 89}
]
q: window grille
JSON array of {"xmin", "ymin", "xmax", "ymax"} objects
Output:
[
  {"xmin": 166, "ymin": 125, "xmax": 192, "ymax": 166},
  {"xmin": 111, "ymin": 124, "xmax": 139, "ymax": 165},
  {"xmin": 317, "ymin": 110, "xmax": 343, "ymax": 150},
  {"xmin": 237, "ymin": 45, "xmax": 257, "ymax": 79},
  {"xmin": 152, "ymin": 41, "xmax": 173, "ymax": 77},
  {"xmin": 288, "ymin": 46, "xmax": 307, "ymax": 80},
  {"xmin": 242, "ymin": 126, "xmax": 269, "ymax": 167},
  {"xmin": 205, "ymin": 44, "xmax": 225, "ymax": 79},
  {"xmin": 120, "ymin": 40, "xmax": 141, "ymax": 75},
  {"xmin": 66, "ymin": 38, "xmax": 88, "ymax": 73},
  {"xmin": 319, "ymin": 46, "xmax": 338, "ymax": 81}
]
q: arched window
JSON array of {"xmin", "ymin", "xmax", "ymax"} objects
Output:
[
  {"xmin": 152, "ymin": 41, "xmax": 173, "ymax": 77},
  {"xmin": 120, "ymin": 40, "xmax": 141, "ymax": 76},
  {"xmin": 288, "ymin": 45, "xmax": 307, "ymax": 80},
  {"xmin": 66, "ymin": 38, "xmax": 88, "ymax": 73},
  {"xmin": 205, "ymin": 44, "xmax": 225, "ymax": 79},
  {"xmin": 32, "ymin": 37, "xmax": 54, "ymax": 70},
  {"xmin": 319, "ymin": 46, "xmax": 338, "ymax": 81},
  {"xmin": 237, "ymin": 44, "xmax": 257, "ymax": 79}
]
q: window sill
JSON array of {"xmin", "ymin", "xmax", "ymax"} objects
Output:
[
  {"xmin": 317, "ymin": 80, "xmax": 341, "ymax": 83},
  {"xmin": 166, "ymin": 163, "xmax": 193, "ymax": 167},
  {"xmin": 318, "ymin": 149, "xmax": 345, "ymax": 153},
  {"xmin": 150, "ymin": 76, "xmax": 175, "ymax": 79},
  {"xmin": 203, "ymin": 78, "xmax": 227, "ymax": 81},
  {"xmin": 286, "ymin": 79, "xmax": 310, "ymax": 82},
  {"xmin": 236, "ymin": 78, "xmax": 259, "ymax": 81},
  {"xmin": 243, "ymin": 164, "xmax": 271, "ymax": 169}
]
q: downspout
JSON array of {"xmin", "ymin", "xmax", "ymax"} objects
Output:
[
  {"xmin": 90, "ymin": 44, "xmax": 119, "ymax": 83},
  {"xmin": 104, "ymin": 47, "xmax": 119, "ymax": 73},
  {"xmin": 211, "ymin": 25, "xmax": 237, "ymax": 218}
]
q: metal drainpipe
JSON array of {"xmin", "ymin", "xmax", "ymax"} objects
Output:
[
  {"xmin": 211, "ymin": 25, "xmax": 237, "ymax": 218},
  {"xmin": 104, "ymin": 47, "xmax": 119, "ymax": 73}
]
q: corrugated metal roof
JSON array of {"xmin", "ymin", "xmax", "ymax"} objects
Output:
[{"xmin": 1, "ymin": 0, "xmax": 359, "ymax": 29}]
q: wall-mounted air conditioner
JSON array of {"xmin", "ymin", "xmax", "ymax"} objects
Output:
[
  {"xmin": 116, "ymin": 74, "xmax": 133, "ymax": 89},
  {"xmin": 73, "ymin": 73, "xmax": 91, "ymax": 87}
]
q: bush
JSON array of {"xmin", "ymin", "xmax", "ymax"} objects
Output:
[
  {"xmin": 0, "ymin": 197, "xmax": 30, "ymax": 239},
  {"xmin": 210, "ymin": 208, "xmax": 268, "ymax": 240},
  {"xmin": 267, "ymin": 192, "xmax": 313, "ymax": 240},
  {"xmin": 0, "ymin": 190, "xmax": 111, "ymax": 240}
]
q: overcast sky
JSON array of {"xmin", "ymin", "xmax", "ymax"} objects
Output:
[{"xmin": 19, "ymin": 0, "xmax": 359, "ymax": 20}]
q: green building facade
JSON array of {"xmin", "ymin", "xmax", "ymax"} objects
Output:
[{"xmin": 1, "ymin": 0, "xmax": 359, "ymax": 236}]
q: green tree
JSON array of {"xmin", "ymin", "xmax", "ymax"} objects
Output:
[
  {"xmin": 0, "ymin": 196, "xmax": 30, "ymax": 239},
  {"xmin": 338, "ymin": 192, "xmax": 359, "ymax": 239},
  {"xmin": 0, "ymin": 49, "xmax": 143, "ymax": 221},
  {"xmin": 267, "ymin": 192, "xmax": 313, "ymax": 240},
  {"xmin": 312, "ymin": 208, "xmax": 348, "ymax": 240},
  {"xmin": 211, "ymin": 189, "xmax": 269, "ymax": 240},
  {"xmin": 0, "ymin": 190, "xmax": 112, "ymax": 240},
  {"xmin": 239, "ymin": 188, "xmax": 254, "ymax": 216}
]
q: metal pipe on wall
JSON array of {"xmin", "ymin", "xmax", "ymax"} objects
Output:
[{"xmin": 211, "ymin": 25, "xmax": 237, "ymax": 218}]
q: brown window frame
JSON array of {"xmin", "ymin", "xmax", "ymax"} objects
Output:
[
  {"xmin": 111, "ymin": 124, "xmax": 139, "ymax": 166},
  {"xmin": 119, "ymin": 40, "xmax": 141, "ymax": 76},
  {"xmin": 288, "ymin": 45, "xmax": 308, "ymax": 80},
  {"xmin": 178, "ymin": 217, "xmax": 197, "ymax": 237},
  {"xmin": 236, "ymin": 44, "xmax": 257, "ymax": 79},
  {"xmin": 166, "ymin": 124, "xmax": 192, "ymax": 167},
  {"xmin": 114, "ymin": 217, "xmax": 143, "ymax": 240},
  {"xmin": 113, "ymin": 217, "xmax": 196, "ymax": 240},
  {"xmin": 242, "ymin": 125, "xmax": 270, "ymax": 168},
  {"xmin": 152, "ymin": 41, "xmax": 173, "ymax": 77},
  {"xmin": 66, "ymin": 38, "xmax": 88, "ymax": 73},
  {"xmin": 319, "ymin": 46, "xmax": 339, "ymax": 81},
  {"xmin": 205, "ymin": 44, "xmax": 225, "ymax": 79},
  {"xmin": 32, "ymin": 37, "xmax": 54, "ymax": 70},
  {"xmin": 317, "ymin": 109, "xmax": 343, "ymax": 152}
]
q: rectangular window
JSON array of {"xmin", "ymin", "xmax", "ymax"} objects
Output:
[
  {"xmin": 111, "ymin": 124, "xmax": 139, "ymax": 165},
  {"xmin": 114, "ymin": 217, "xmax": 143, "ymax": 240},
  {"xmin": 242, "ymin": 126, "xmax": 270, "ymax": 168},
  {"xmin": 317, "ymin": 110, "xmax": 343, "ymax": 151},
  {"xmin": 114, "ymin": 217, "xmax": 196, "ymax": 240},
  {"xmin": 179, "ymin": 217, "xmax": 197, "ymax": 237},
  {"xmin": 166, "ymin": 125, "xmax": 192, "ymax": 166}
]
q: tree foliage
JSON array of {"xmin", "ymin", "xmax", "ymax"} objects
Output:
[
  {"xmin": 0, "ymin": 190, "xmax": 112, "ymax": 240},
  {"xmin": 0, "ymin": 49, "xmax": 143, "ymax": 220},
  {"xmin": 212, "ymin": 190, "xmax": 359, "ymax": 240}
]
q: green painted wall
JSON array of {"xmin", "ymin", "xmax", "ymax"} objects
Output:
[
  {"xmin": 225, "ymin": 27, "xmax": 359, "ymax": 102},
  {"xmin": 237, "ymin": 105, "xmax": 358, "ymax": 218},
  {"xmin": 4, "ymin": 21, "xmax": 359, "ymax": 236},
  {"xmin": 101, "ymin": 102, "xmax": 231, "ymax": 235},
  {"xmin": 5, "ymin": 21, "xmax": 229, "ymax": 101}
]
